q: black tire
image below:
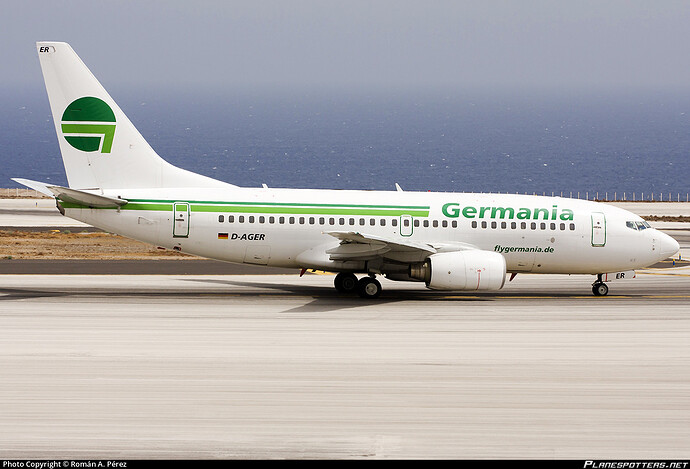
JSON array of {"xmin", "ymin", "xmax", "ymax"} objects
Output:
[
  {"xmin": 592, "ymin": 282, "xmax": 609, "ymax": 296},
  {"xmin": 357, "ymin": 277, "xmax": 382, "ymax": 299},
  {"xmin": 334, "ymin": 272, "xmax": 358, "ymax": 293}
]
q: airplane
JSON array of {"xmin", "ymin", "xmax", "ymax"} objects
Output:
[{"xmin": 14, "ymin": 42, "xmax": 680, "ymax": 299}]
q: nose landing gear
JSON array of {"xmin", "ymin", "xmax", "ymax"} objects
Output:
[{"xmin": 592, "ymin": 274, "xmax": 609, "ymax": 296}]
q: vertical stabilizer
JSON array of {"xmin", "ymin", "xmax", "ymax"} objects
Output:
[{"xmin": 36, "ymin": 42, "xmax": 232, "ymax": 190}]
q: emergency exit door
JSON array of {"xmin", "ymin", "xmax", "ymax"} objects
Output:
[
  {"xmin": 173, "ymin": 202, "xmax": 190, "ymax": 238},
  {"xmin": 400, "ymin": 215, "xmax": 413, "ymax": 237}
]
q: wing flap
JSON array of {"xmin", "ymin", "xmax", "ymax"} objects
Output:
[
  {"xmin": 323, "ymin": 231, "xmax": 437, "ymax": 261},
  {"xmin": 326, "ymin": 242, "xmax": 391, "ymax": 260}
]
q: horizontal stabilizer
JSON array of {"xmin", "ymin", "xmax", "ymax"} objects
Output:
[{"xmin": 12, "ymin": 178, "xmax": 127, "ymax": 208}]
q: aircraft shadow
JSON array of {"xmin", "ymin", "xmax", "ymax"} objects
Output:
[{"xmin": 181, "ymin": 278, "xmax": 495, "ymax": 313}]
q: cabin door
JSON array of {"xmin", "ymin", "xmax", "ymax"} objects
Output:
[
  {"xmin": 173, "ymin": 202, "xmax": 190, "ymax": 238},
  {"xmin": 591, "ymin": 212, "xmax": 606, "ymax": 247}
]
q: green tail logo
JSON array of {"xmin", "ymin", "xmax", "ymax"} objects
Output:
[{"xmin": 61, "ymin": 97, "xmax": 116, "ymax": 153}]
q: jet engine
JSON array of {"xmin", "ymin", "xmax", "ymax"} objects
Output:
[{"xmin": 409, "ymin": 250, "xmax": 506, "ymax": 291}]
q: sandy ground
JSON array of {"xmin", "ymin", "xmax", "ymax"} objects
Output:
[{"xmin": 0, "ymin": 229, "xmax": 191, "ymax": 260}]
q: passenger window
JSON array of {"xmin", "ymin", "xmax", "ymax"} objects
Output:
[
  {"xmin": 269, "ymin": 216, "xmax": 274, "ymax": 224},
  {"xmin": 380, "ymin": 219, "xmax": 386, "ymax": 226},
  {"xmin": 501, "ymin": 222, "xmax": 506, "ymax": 229},
  {"xmin": 329, "ymin": 218, "xmax": 335, "ymax": 225},
  {"xmin": 289, "ymin": 217, "xmax": 295, "ymax": 224},
  {"xmin": 392, "ymin": 219, "xmax": 398, "ymax": 227},
  {"xmin": 531, "ymin": 222, "xmax": 537, "ymax": 230},
  {"xmin": 359, "ymin": 218, "xmax": 365, "ymax": 226},
  {"xmin": 423, "ymin": 220, "xmax": 429, "ymax": 228},
  {"xmin": 540, "ymin": 222, "xmax": 546, "ymax": 230},
  {"xmin": 299, "ymin": 217, "xmax": 305, "ymax": 224},
  {"xmin": 481, "ymin": 221, "xmax": 487, "ymax": 229},
  {"xmin": 349, "ymin": 218, "xmax": 355, "ymax": 225},
  {"xmin": 229, "ymin": 215, "xmax": 235, "ymax": 223},
  {"xmin": 569, "ymin": 223, "xmax": 575, "ymax": 230},
  {"xmin": 414, "ymin": 220, "xmax": 420, "ymax": 227},
  {"xmin": 309, "ymin": 217, "xmax": 315, "ymax": 225},
  {"xmin": 491, "ymin": 221, "xmax": 497, "ymax": 229},
  {"xmin": 279, "ymin": 216, "xmax": 285, "ymax": 224},
  {"xmin": 511, "ymin": 222, "xmax": 516, "ymax": 229},
  {"xmin": 521, "ymin": 222, "xmax": 527, "ymax": 230},
  {"xmin": 471, "ymin": 221, "xmax": 477, "ymax": 228},
  {"xmin": 259, "ymin": 216, "xmax": 265, "ymax": 224},
  {"xmin": 442, "ymin": 220, "xmax": 448, "ymax": 228},
  {"xmin": 218, "ymin": 215, "xmax": 224, "ymax": 223},
  {"xmin": 433, "ymin": 220, "xmax": 439, "ymax": 228},
  {"xmin": 339, "ymin": 218, "xmax": 345, "ymax": 225},
  {"xmin": 452, "ymin": 221, "xmax": 457, "ymax": 228},
  {"xmin": 550, "ymin": 223, "xmax": 555, "ymax": 230},
  {"xmin": 319, "ymin": 217, "xmax": 325, "ymax": 225},
  {"xmin": 239, "ymin": 216, "xmax": 245, "ymax": 223},
  {"xmin": 403, "ymin": 219, "xmax": 410, "ymax": 227},
  {"xmin": 370, "ymin": 219, "xmax": 375, "ymax": 226},
  {"xmin": 560, "ymin": 223, "xmax": 565, "ymax": 230}
]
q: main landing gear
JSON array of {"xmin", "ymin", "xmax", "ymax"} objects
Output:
[
  {"xmin": 334, "ymin": 272, "xmax": 382, "ymax": 299},
  {"xmin": 592, "ymin": 274, "xmax": 609, "ymax": 296}
]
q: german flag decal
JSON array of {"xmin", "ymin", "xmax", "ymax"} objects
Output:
[{"xmin": 218, "ymin": 232, "xmax": 229, "ymax": 239}]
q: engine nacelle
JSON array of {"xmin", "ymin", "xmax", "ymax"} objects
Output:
[{"xmin": 409, "ymin": 250, "xmax": 506, "ymax": 291}]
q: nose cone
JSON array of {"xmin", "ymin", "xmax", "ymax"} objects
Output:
[{"xmin": 658, "ymin": 232, "xmax": 680, "ymax": 259}]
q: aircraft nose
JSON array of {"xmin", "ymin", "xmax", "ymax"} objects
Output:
[{"xmin": 658, "ymin": 232, "xmax": 680, "ymax": 260}]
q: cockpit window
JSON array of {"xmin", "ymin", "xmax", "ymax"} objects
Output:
[{"xmin": 627, "ymin": 220, "xmax": 652, "ymax": 231}]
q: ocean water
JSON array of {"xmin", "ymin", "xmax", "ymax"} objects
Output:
[{"xmin": 2, "ymin": 87, "xmax": 689, "ymax": 198}]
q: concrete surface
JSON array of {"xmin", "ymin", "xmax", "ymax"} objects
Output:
[{"xmin": 0, "ymin": 271, "xmax": 689, "ymax": 459}]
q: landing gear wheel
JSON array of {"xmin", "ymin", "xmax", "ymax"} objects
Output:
[
  {"xmin": 592, "ymin": 282, "xmax": 609, "ymax": 296},
  {"xmin": 334, "ymin": 272, "xmax": 358, "ymax": 293},
  {"xmin": 357, "ymin": 277, "xmax": 382, "ymax": 299}
]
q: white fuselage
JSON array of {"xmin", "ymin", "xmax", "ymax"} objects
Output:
[{"xmin": 61, "ymin": 187, "xmax": 678, "ymax": 276}]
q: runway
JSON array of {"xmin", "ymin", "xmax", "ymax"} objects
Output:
[{"xmin": 1, "ymin": 271, "xmax": 689, "ymax": 459}]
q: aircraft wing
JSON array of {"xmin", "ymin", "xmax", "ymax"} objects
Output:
[
  {"xmin": 322, "ymin": 231, "xmax": 483, "ymax": 264},
  {"xmin": 323, "ymin": 231, "xmax": 437, "ymax": 261}
]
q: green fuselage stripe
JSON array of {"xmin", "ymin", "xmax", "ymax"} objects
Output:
[
  {"xmin": 60, "ymin": 200, "xmax": 430, "ymax": 217},
  {"xmin": 126, "ymin": 199, "xmax": 429, "ymax": 210},
  {"xmin": 191, "ymin": 205, "xmax": 428, "ymax": 216}
]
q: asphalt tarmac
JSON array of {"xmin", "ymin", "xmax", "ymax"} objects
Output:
[{"xmin": 0, "ymin": 271, "xmax": 689, "ymax": 459}]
